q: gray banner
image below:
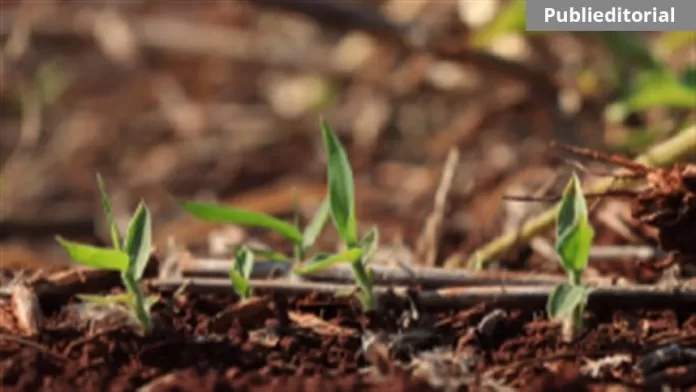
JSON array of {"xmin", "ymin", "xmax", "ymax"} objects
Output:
[{"xmin": 526, "ymin": 0, "xmax": 695, "ymax": 31}]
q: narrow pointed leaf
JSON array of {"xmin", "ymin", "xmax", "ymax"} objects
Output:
[
  {"xmin": 293, "ymin": 248, "xmax": 363, "ymax": 275},
  {"xmin": 96, "ymin": 173, "xmax": 121, "ymax": 250},
  {"xmin": 76, "ymin": 293, "xmax": 133, "ymax": 305},
  {"xmin": 56, "ymin": 237, "xmax": 129, "ymax": 271},
  {"xmin": 302, "ymin": 197, "xmax": 330, "ymax": 250},
  {"xmin": 124, "ymin": 201, "xmax": 152, "ymax": 281},
  {"xmin": 320, "ymin": 120, "xmax": 357, "ymax": 246},
  {"xmin": 555, "ymin": 173, "xmax": 594, "ymax": 273},
  {"xmin": 180, "ymin": 201, "xmax": 303, "ymax": 244},
  {"xmin": 546, "ymin": 283, "xmax": 591, "ymax": 319}
]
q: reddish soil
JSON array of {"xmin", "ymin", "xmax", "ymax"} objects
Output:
[{"xmin": 2, "ymin": 288, "xmax": 696, "ymax": 392}]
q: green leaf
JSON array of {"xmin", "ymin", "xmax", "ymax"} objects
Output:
[
  {"xmin": 470, "ymin": 0, "xmax": 527, "ymax": 48},
  {"xmin": 320, "ymin": 119, "xmax": 358, "ymax": 246},
  {"xmin": 555, "ymin": 173, "xmax": 595, "ymax": 275},
  {"xmin": 180, "ymin": 200, "xmax": 303, "ymax": 244},
  {"xmin": 76, "ymin": 293, "xmax": 133, "ymax": 305},
  {"xmin": 358, "ymin": 226, "xmax": 380, "ymax": 263},
  {"xmin": 626, "ymin": 67, "xmax": 696, "ymax": 111},
  {"xmin": 302, "ymin": 197, "xmax": 330, "ymax": 251},
  {"xmin": 230, "ymin": 245, "xmax": 290, "ymax": 263},
  {"xmin": 124, "ymin": 201, "xmax": 152, "ymax": 281},
  {"xmin": 56, "ymin": 237, "xmax": 129, "ymax": 271},
  {"xmin": 546, "ymin": 283, "xmax": 591, "ymax": 319},
  {"xmin": 229, "ymin": 270, "xmax": 251, "ymax": 299},
  {"xmin": 293, "ymin": 248, "xmax": 363, "ymax": 275},
  {"xmin": 233, "ymin": 246, "xmax": 255, "ymax": 281},
  {"xmin": 96, "ymin": 173, "xmax": 122, "ymax": 250}
]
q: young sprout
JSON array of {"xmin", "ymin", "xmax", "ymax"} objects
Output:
[
  {"xmin": 293, "ymin": 119, "xmax": 380, "ymax": 311},
  {"xmin": 56, "ymin": 173, "xmax": 157, "ymax": 333},
  {"xmin": 229, "ymin": 246, "xmax": 254, "ymax": 300},
  {"xmin": 546, "ymin": 173, "xmax": 595, "ymax": 342},
  {"xmin": 180, "ymin": 188, "xmax": 330, "ymax": 263}
]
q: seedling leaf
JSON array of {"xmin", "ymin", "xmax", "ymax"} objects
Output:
[
  {"xmin": 358, "ymin": 226, "xmax": 380, "ymax": 263},
  {"xmin": 230, "ymin": 245, "xmax": 289, "ymax": 263},
  {"xmin": 180, "ymin": 201, "xmax": 303, "ymax": 244},
  {"xmin": 293, "ymin": 248, "xmax": 363, "ymax": 275},
  {"xmin": 234, "ymin": 246, "xmax": 255, "ymax": 282},
  {"xmin": 302, "ymin": 197, "xmax": 330, "ymax": 251},
  {"xmin": 76, "ymin": 293, "xmax": 133, "ymax": 304},
  {"xmin": 555, "ymin": 173, "xmax": 595, "ymax": 274},
  {"xmin": 96, "ymin": 173, "xmax": 121, "ymax": 250},
  {"xmin": 56, "ymin": 237, "xmax": 129, "ymax": 271},
  {"xmin": 320, "ymin": 120, "xmax": 358, "ymax": 246},
  {"xmin": 229, "ymin": 247, "xmax": 254, "ymax": 299},
  {"xmin": 546, "ymin": 283, "xmax": 590, "ymax": 319},
  {"xmin": 124, "ymin": 201, "xmax": 152, "ymax": 281}
]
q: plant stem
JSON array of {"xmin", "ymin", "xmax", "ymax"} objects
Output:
[
  {"xmin": 445, "ymin": 125, "xmax": 696, "ymax": 271},
  {"xmin": 123, "ymin": 273, "xmax": 152, "ymax": 333},
  {"xmin": 352, "ymin": 259, "xmax": 376, "ymax": 310}
]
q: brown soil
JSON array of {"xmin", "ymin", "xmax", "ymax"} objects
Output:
[{"xmin": 2, "ymin": 288, "xmax": 696, "ymax": 392}]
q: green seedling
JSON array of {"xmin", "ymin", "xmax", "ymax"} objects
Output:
[
  {"xmin": 56, "ymin": 174, "xmax": 157, "ymax": 333},
  {"xmin": 293, "ymin": 119, "xmax": 380, "ymax": 311},
  {"xmin": 546, "ymin": 173, "xmax": 595, "ymax": 342},
  {"xmin": 229, "ymin": 246, "xmax": 254, "ymax": 300},
  {"xmin": 180, "ymin": 189, "xmax": 331, "ymax": 263}
]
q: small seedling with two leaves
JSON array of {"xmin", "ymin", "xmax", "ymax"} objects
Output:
[
  {"xmin": 546, "ymin": 173, "xmax": 595, "ymax": 342},
  {"xmin": 291, "ymin": 120, "xmax": 380, "ymax": 311},
  {"xmin": 56, "ymin": 174, "xmax": 157, "ymax": 334}
]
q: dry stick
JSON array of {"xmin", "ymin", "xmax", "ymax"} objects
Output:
[
  {"xmin": 151, "ymin": 278, "xmax": 696, "ymax": 310},
  {"xmin": 175, "ymin": 257, "xmax": 621, "ymax": 287},
  {"xmin": 416, "ymin": 148, "xmax": 460, "ymax": 267},
  {"xmin": 444, "ymin": 126, "xmax": 696, "ymax": 270},
  {"xmin": 0, "ymin": 334, "xmax": 67, "ymax": 361}
]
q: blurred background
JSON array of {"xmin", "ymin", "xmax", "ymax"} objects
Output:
[{"xmin": 0, "ymin": 0, "xmax": 694, "ymax": 276}]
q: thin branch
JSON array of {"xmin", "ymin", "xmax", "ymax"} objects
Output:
[
  {"xmin": 416, "ymin": 148, "xmax": 460, "ymax": 267},
  {"xmin": 150, "ymin": 277, "xmax": 696, "ymax": 310},
  {"xmin": 444, "ymin": 126, "xmax": 696, "ymax": 270},
  {"xmin": 174, "ymin": 257, "xmax": 620, "ymax": 288}
]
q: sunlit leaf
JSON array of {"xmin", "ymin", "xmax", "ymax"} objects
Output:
[
  {"xmin": 627, "ymin": 67, "xmax": 696, "ymax": 111},
  {"xmin": 302, "ymin": 197, "xmax": 330, "ymax": 251},
  {"xmin": 96, "ymin": 173, "xmax": 122, "ymax": 250},
  {"xmin": 555, "ymin": 173, "xmax": 594, "ymax": 275},
  {"xmin": 180, "ymin": 201, "xmax": 303, "ymax": 244},
  {"xmin": 124, "ymin": 201, "xmax": 152, "ymax": 281},
  {"xmin": 76, "ymin": 293, "xmax": 133, "ymax": 304},
  {"xmin": 320, "ymin": 119, "xmax": 358, "ymax": 246},
  {"xmin": 293, "ymin": 248, "xmax": 363, "ymax": 275},
  {"xmin": 470, "ymin": 0, "xmax": 527, "ymax": 48},
  {"xmin": 546, "ymin": 283, "xmax": 590, "ymax": 319},
  {"xmin": 56, "ymin": 237, "xmax": 129, "ymax": 271}
]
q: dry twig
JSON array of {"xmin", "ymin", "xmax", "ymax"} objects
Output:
[{"xmin": 444, "ymin": 126, "xmax": 696, "ymax": 270}]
